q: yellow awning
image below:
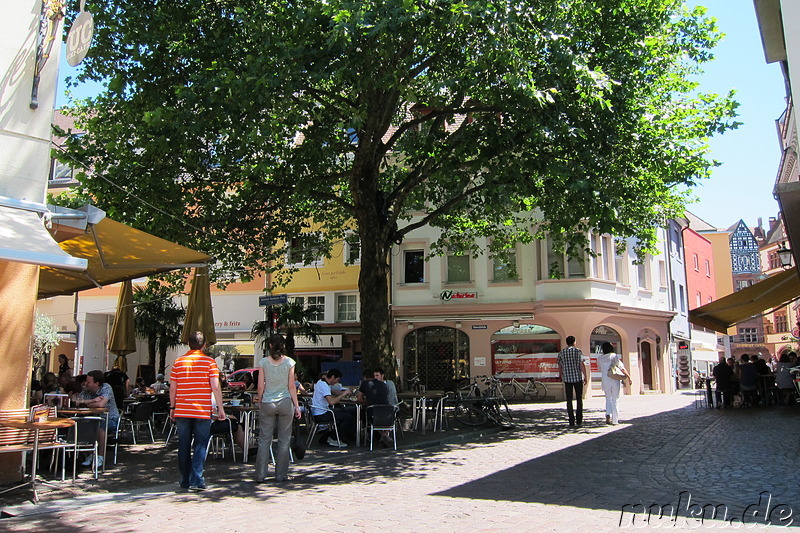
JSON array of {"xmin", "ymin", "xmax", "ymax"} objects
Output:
[
  {"xmin": 38, "ymin": 217, "xmax": 210, "ymax": 299},
  {"xmin": 689, "ymin": 268, "xmax": 800, "ymax": 333}
]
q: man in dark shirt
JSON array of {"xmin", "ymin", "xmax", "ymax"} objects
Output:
[
  {"xmin": 357, "ymin": 370, "xmax": 392, "ymax": 447},
  {"xmin": 712, "ymin": 356, "xmax": 734, "ymax": 408},
  {"xmin": 104, "ymin": 367, "xmax": 130, "ymax": 410}
]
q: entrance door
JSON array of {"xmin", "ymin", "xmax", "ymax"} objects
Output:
[
  {"xmin": 404, "ymin": 327, "xmax": 469, "ymax": 390},
  {"xmin": 641, "ymin": 342, "xmax": 653, "ymax": 390}
]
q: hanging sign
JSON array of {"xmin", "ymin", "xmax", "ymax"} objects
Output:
[{"xmin": 66, "ymin": 0, "xmax": 94, "ymax": 67}]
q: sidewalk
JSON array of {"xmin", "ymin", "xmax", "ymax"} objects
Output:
[{"xmin": 2, "ymin": 392, "xmax": 798, "ymax": 532}]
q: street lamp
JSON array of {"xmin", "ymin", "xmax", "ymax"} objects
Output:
[{"xmin": 777, "ymin": 242, "xmax": 793, "ymax": 268}]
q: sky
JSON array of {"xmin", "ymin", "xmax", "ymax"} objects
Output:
[{"xmin": 56, "ymin": 1, "xmax": 787, "ymax": 233}]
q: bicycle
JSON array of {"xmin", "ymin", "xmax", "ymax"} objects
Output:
[
  {"xmin": 406, "ymin": 373, "xmax": 425, "ymax": 395},
  {"xmin": 500, "ymin": 374, "xmax": 548, "ymax": 401},
  {"xmin": 448, "ymin": 376, "xmax": 514, "ymax": 428}
]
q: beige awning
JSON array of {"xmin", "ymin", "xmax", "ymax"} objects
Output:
[
  {"xmin": 689, "ymin": 268, "xmax": 800, "ymax": 333},
  {"xmin": 0, "ymin": 206, "xmax": 87, "ymax": 270},
  {"xmin": 38, "ymin": 217, "xmax": 210, "ymax": 299}
]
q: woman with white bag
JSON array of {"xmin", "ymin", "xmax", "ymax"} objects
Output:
[{"xmin": 598, "ymin": 341, "xmax": 632, "ymax": 425}]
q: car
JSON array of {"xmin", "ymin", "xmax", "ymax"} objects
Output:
[{"xmin": 226, "ymin": 368, "xmax": 259, "ymax": 390}]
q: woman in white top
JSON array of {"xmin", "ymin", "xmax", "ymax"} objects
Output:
[
  {"xmin": 254, "ymin": 334, "xmax": 302, "ymax": 483},
  {"xmin": 597, "ymin": 341, "xmax": 632, "ymax": 425}
]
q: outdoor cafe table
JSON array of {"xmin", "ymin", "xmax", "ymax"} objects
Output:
[
  {"xmin": 224, "ymin": 404, "xmax": 258, "ymax": 461},
  {"xmin": 337, "ymin": 399, "xmax": 363, "ymax": 446},
  {"xmin": 0, "ymin": 418, "xmax": 75, "ymax": 503}
]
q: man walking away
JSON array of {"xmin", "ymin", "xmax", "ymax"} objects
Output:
[
  {"xmin": 169, "ymin": 331, "xmax": 226, "ymax": 491},
  {"xmin": 557, "ymin": 335, "xmax": 588, "ymax": 427}
]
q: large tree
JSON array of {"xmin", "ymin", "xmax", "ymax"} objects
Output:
[{"xmin": 61, "ymin": 0, "xmax": 738, "ymax": 377}]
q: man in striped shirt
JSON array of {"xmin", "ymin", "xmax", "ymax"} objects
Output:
[{"xmin": 169, "ymin": 331, "xmax": 226, "ymax": 491}]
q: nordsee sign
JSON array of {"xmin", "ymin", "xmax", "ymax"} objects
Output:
[
  {"xmin": 258, "ymin": 294, "xmax": 288, "ymax": 306},
  {"xmin": 439, "ymin": 290, "xmax": 478, "ymax": 301}
]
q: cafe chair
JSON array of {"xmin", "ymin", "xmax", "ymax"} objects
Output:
[
  {"xmin": 66, "ymin": 417, "xmax": 102, "ymax": 480},
  {"xmin": 304, "ymin": 402, "xmax": 342, "ymax": 449},
  {"xmin": 366, "ymin": 404, "xmax": 398, "ymax": 451},
  {"xmin": 149, "ymin": 394, "xmax": 171, "ymax": 433},
  {"xmin": 207, "ymin": 418, "xmax": 237, "ymax": 462},
  {"xmin": 119, "ymin": 400, "xmax": 156, "ymax": 444}
]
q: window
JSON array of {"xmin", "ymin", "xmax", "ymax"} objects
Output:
[
  {"xmin": 615, "ymin": 245, "xmax": 628, "ymax": 285},
  {"xmin": 658, "ymin": 260, "xmax": 667, "ymax": 288},
  {"xmin": 591, "ymin": 234, "xmax": 601, "ymax": 278},
  {"xmin": 678, "ymin": 284, "xmax": 686, "ymax": 313},
  {"xmin": 705, "ymin": 260, "xmax": 711, "ymax": 277},
  {"xmin": 602, "ymin": 236, "xmax": 614, "ymax": 281},
  {"xmin": 336, "ymin": 294, "xmax": 358, "ymax": 322},
  {"xmin": 404, "ymin": 250, "xmax": 425, "ymax": 283},
  {"xmin": 637, "ymin": 257, "xmax": 650, "ymax": 289},
  {"xmin": 287, "ymin": 234, "xmax": 323, "ymax": 266},
  {"xmin": 345, "ymin": 234, "xmax": 361, "ymax": 265},
  {"xmin": 492, "ymin": 250, "xmax": 518, "ymax": 282},
  {"xmin": 693, "ymin": 253, "xmax": 699, "ymax": 271},
  {"xmin": 446, "ymin": 251, "xmax": 471, "ymax": 283},
  {"xmin": 735, "ymin": 279, "xmax": 751, "ymax": 291},
  {"xmin": 696, "ymin": 292, "xmax": 702, "ymax": 307},
  {"xmin": 307, "ymin": 296, "xmax": 325, "ymax": 321},
  {"xmin": 775, "ymin": 314, "xmax": 788, "ymax": 333},
  {"xmin": 293, "ymin": 296, "xmax": 325, "ymax": 321},
  {"xmin": 739, "ymin": 327, "xmax": 758, "ymax": 343}
]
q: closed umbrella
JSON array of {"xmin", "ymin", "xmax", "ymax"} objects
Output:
[
  {"xmin": 108, "ymin": 280, "xmax": 136, "ymax": 371},
  {"xmin": 181, "ymin": 266, "xmax": 216, "ymax": 346}
]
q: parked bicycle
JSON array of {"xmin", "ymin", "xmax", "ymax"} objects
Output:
[
  {"xmin": 406, "ymin": 373, "xmax": 425, "ymax": 395},
  {"xmin": 448, "ymin": 376, "xmax": 513, "ymax": 428},
  {"xmin": 499, "ymin": 374, "xmax": 548, "ymax": 401}
]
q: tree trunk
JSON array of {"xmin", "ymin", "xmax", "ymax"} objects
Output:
[
  {"xmin": 157, "ymin": 339, "xmax": 167, "ymax": 375},
  {"xmin": 147, "ymin": 336, "xmax": 157, "ymax": 368},
  {"xmin": 358, "ymin": 217, "xmax": 396, "ymax": 380}
]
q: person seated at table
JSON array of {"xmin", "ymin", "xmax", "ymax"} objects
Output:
[
  {"xmin": 311, "ymin": 368, "xmax": 354, "ymax": 447},
  {"xmin": 151, "ymin": 374, "xmax": 169, "ymax": 393},
  {"xmin": 373, "ymin": 368, "xmax": 398, "ymax": 407},
  {"xmin": 241, "ymin": 372, "xmax": 256, "ymax": 392},
  {"xmin": 131, "ymin": 377, "xmax": 148, "ymax": 395},
  {"xmin": 736, "ymin": 354, "xmax": 758, "ymax": 407},
  {"xmin": 76, "ymin": 370, "xmax": 120, "ymax": 467},
  {"xmin": 775, "ymin": 352, "xmax": 796, "ymax": 406},
  {"xmin": 41, "ymin": 371, "xmax": 63, "ymax": 396},
  {"xmin": 357, "ymin": 370, "xmax": 392, "ymax": 447}
]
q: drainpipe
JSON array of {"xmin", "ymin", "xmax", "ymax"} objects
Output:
[{"xmin": 72, "ymin": 291, "xmax": 81, "ymax": 373}]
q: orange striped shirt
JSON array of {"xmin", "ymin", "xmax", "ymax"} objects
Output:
[{"xmin": 169, "ymin": 350, "xmax": 219, "ymax": 419}]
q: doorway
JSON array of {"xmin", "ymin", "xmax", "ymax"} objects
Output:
[{"xmin": 640, "ymin": 341, "xmax": 653, "ymax": 390}]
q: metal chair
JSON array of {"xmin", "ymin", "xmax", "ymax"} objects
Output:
[
  {"xmin": 66, "ymin": 417, "xmax": 102, "ymax": 480},
  {"xmin": 304, "ymin": 400, "xmax": 342, "ymax": 448},
  {"xmin": 207, "ymin": 418, "xmax": 237, "ymax": 461},
  {"xmin": 366, "ymin": 404, "xmax": 398, "ymax": 451},
  {"xmin": 119, "ymin": 401, "xmax": 156, "ymax": 444}
]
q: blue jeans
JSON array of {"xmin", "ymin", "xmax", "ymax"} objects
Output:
[{"xmin": 176, "ymin": 417, "xmax": 211, "ymax": 488}]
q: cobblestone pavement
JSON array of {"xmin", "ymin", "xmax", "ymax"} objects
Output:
[{"xmin": 2, "ymin": 392, "xmax": 799, "ymax": 532}]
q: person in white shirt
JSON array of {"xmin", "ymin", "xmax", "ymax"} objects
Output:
[{"xmin": 311, "ymin": 368, "xmax": 354, "ymax": 447}]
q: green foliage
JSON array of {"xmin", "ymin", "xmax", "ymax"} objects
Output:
[
  {"xmin": 252, "ymin": 300, "xmax": 322, "ymax": 357},
  {"xmin": 133, "ymin": 280, "xmax": 185, "ymax": 371},
  {"xmin": 32, "ymin": 311, "xmax": 60, "ymax": 358},
  {"xmin": 62, "ymin": 0, "xmax": 738, "ymax": 366}
]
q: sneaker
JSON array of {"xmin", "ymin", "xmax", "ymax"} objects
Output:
[
  {"xmin": 188, "ymin": 485, "xmax": 206, "ymax": 492},
  {"xmin": 96, "ymin": 456, "xmax": 104, "ymax": 468},
  {"xmin": 327, "ymin": 436, "xmax": 347, "ymax": 448},
  {"xmin": 605, "ymin": 415, "xmax": 612, "ymax": 425},
  {"xmin": 81, "ymin": 455, "xmax": 94, "ymax": 466}
]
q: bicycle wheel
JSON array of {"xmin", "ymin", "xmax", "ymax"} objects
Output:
[
  {"xmin": 501, "ymin": 382, "xmax": 516, "ymax": 401},
  {"xmin": 453, "ymin": 402, "xmax": 487, "ymax": 426},
  {"xmin": 527, "ymin": 380, "xmax": 547, "ymax": 400},
  {"xmin": 484, "ymin": 400, "xmax": 514, "ymax": 428}
]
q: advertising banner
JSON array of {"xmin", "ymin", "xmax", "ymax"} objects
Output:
[{"xmin": 491, "ymin": 338, "xmax": 562, "ymax": 382}]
